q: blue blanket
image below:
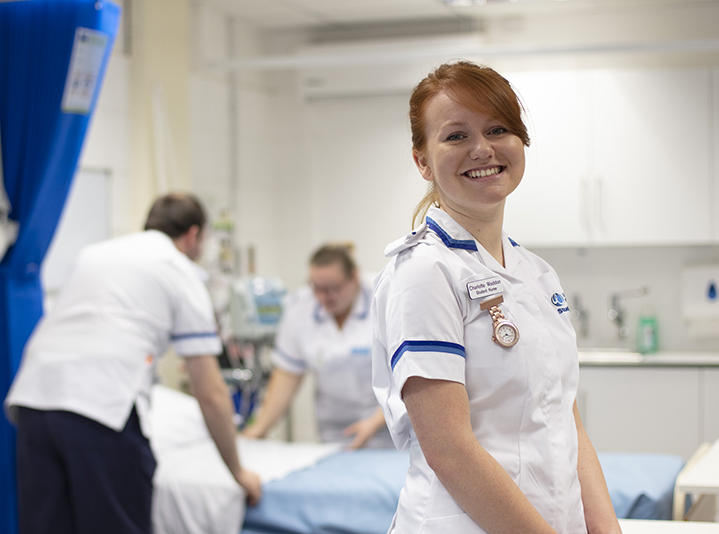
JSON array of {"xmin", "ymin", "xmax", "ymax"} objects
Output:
[{"xmin": 242, "ymin": 450, "xmax": 684, "ymax": 534}]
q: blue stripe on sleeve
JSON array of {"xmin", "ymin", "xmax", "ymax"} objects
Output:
[
  {"xmin": 390, "ymin": 340, "xmax": 466, "ymax": 370},
  {"xmin": 171, "ymin": 331, "xmax": 218, "ymax": 341}
]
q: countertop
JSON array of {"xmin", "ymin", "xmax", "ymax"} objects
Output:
[{"xmin": 578, "ymin": 350, "xmax": 719, "ymax": 367}]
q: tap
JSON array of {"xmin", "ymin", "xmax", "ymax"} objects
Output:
[
  {"xmin": 571, "ymin": 294, "xmax": 589, "ymax": 339},
  {"xmin": 608, "ymin": 286, "xmax": 649, "ymax": 340}
]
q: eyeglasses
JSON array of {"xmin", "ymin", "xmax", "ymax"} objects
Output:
[{"xmin": 309, "ymin": 277, "xmax": 352, "ymax": 296}]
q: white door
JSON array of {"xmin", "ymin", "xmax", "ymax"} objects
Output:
[{"xmin": 589, "ymin": 68, "xmax": 713, "ymax": 245}]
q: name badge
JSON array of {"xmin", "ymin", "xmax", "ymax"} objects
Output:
[{"xmin": 466, "ymin": 276, "xmax": 503, "ymax": 300}]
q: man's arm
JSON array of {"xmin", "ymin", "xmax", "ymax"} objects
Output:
[
  {"xmin": 574, "ymin": 401, "xmax": 622, "ymax": 534},
  {"xmin": 242, "ymin": 367, "xmax": 304, "ymax": 439},
  {"xmin": 185, "ymin": 354, "xmax": 261, "ymax": 504}
]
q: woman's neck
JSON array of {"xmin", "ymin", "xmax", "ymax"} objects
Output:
[{"xmin": 442, "ymin": 203, "xmax": 506, "ymax": 267}]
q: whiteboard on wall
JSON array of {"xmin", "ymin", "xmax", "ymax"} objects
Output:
[{"xmin": 42, "ymin": 167, "xmax": 112, "ymax": 292}]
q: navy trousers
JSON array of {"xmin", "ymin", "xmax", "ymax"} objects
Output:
[{"xmin": 15, "ymin": 406, "xmax": 156, "ymax": 534}]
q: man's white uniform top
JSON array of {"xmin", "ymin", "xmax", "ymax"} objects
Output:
[
  {"xmin": 5, "ymin": 230, "xmax": 222, "ymax": 435},
  {"xmin": 372, "ymin": 207, "xmax": 587, "ymax": 534},
  {"xmin": 272, "ymin": 279, "xmax": 393, "ymax": 449}
]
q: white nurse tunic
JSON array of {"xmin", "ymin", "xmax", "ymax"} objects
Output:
[
  {"xmin": 372, "ymin": 207, "xmax": 587, "ymax": 533},
  {"xmin": 272, "ymin": 280, "xmax": 393, "ymax": 448}
]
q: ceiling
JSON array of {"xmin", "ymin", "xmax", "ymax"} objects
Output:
[{"xmin": 198, "ymin": 0, "xmax": 718, "ymax": 30}]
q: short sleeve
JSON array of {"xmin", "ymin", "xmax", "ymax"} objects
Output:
[
  {"xmin": 171, "ymin": 272, "xmax": 222, "ymax": 357},
  {"xmin": 270, "ymin": 296, "xmax": 308, "ymax": 374},
  {"xmin": 383, "ymin": 252, "xmax": 466, "ymax": 395}
]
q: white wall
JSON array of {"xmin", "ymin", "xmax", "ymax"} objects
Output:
[
  {"xmin": 71, "ymin": 1, "xmax": 719, "ymax": 441},
  {"xmin": 205, "ymin": 2, "xmax": 719, "ymax": 356},
  {"xmin": 78, "ymin": 2, "xmax": 719, "ymax": 351}
]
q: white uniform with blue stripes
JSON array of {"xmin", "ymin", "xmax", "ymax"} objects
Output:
[
  {"xmin": 272, "ymin": 279, "xmax": 393, "ymax": 448},
  {"xmin": 372, "ymin": 206, "xmax": 587, "ymax": 533},
  {"xmin": 5, "ymin": 230, "xmax": 222, "ymax": 435}
]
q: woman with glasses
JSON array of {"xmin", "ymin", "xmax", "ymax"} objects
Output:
[{"xmin": 243, "ymin": 244, "xmax": 392, "ymax": 449}]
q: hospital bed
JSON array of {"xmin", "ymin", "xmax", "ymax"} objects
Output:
[{"xmin": 149, "ymin": 386, "xmax": 687, "ymax": 534}]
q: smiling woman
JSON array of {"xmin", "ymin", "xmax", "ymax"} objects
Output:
[
  {"xmin": 371, "ymin": 61, "xmax": 622, "ymax": 534},
  {"xmin": 409, "ymin": 62, "xmax": 531, "ymax": 232}
]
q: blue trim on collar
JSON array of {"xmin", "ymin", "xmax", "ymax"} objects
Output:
[
  {"xmin": 426, "ymin": 217, "xmax": 477, "ymax": 251},
  {"xmin": 391, "ymin": 340, "xmax": 466, "ymax": 370},
  {"xmin": 508, "ymin": 236, "xmax": 520, "ymax": 247}
]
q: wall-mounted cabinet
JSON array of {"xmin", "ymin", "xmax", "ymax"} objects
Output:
[
  {"xmin": 505, "ymin": 70, "xmax": 593, "ymax": 246},
  {"xmin": 505, "ymin": 68, "xmax": 715, "ymax": 247}
]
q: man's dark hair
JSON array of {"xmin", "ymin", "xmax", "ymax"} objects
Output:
[{"xmin": 144, "ymin": 193, "xmax": 207, "ymax": 238}]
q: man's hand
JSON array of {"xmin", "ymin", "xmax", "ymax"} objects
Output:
[{"xmin": 236, "ymin": 468, "xmax": 262, "ymax": 506}]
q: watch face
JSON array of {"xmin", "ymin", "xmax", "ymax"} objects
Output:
[{"xmin": 494, "ymin": 321, "xmax": 519, "ymax": 348}]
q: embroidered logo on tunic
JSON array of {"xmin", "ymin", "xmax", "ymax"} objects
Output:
[{"xmin": 551, "ymin": 292, "xmax": 570, "ymax": 314}]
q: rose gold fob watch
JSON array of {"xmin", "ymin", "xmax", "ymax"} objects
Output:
[{"xmin": 480, "ymin": 295, "xmax": 519, "ymax": 348}]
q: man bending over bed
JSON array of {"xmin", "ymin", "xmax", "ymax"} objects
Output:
[{"xmin": 5, "ymin": 193, "xmax": 261, "ymax": 534}]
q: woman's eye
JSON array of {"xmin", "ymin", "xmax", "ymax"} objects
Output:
[
  {"xmin": 445, "ymin": 132, "xmax": 466, "ymax": 141},
  {"xmin": 488, "ymin": 126, "xmax": 508, "ymax": 136}
]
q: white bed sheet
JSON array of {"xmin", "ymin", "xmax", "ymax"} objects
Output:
[{"xmin": 149, "ymin": 385, "xmax": 340, "ymax": 534}]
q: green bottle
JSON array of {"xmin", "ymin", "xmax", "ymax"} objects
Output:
[{"xmin": 636, "ymin": 315, "xmax": 659, "ymax": 354}]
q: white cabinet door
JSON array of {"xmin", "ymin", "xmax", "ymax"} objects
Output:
[
  {"xmin": 590, "ymin": 69, "xmax": 714, "ymax": 245},
  {"xmin": 578, "ymin": 367, "xmax": 701, "ymax": 459},
  {"xmin": 504, "ymin": 71, "xmax": 593, "ymax": 246},
  {"xmin": 702, "ymin": 369, "xmax": 719, "ymax": 444}
]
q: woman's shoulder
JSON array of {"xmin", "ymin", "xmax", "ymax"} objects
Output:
[{"xmin": 376, "ymin": 243, "xmax": 459, "ymax": 303}]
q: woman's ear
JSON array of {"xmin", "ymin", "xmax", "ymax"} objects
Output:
[{"xmin": 412, "ymin": 149, "xmax": 433, "ymax": 183}]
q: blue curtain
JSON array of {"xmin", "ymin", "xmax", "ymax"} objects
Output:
[{"xmin": 0, "ymin": 1, "xmax": 120, "ymax": 531}]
